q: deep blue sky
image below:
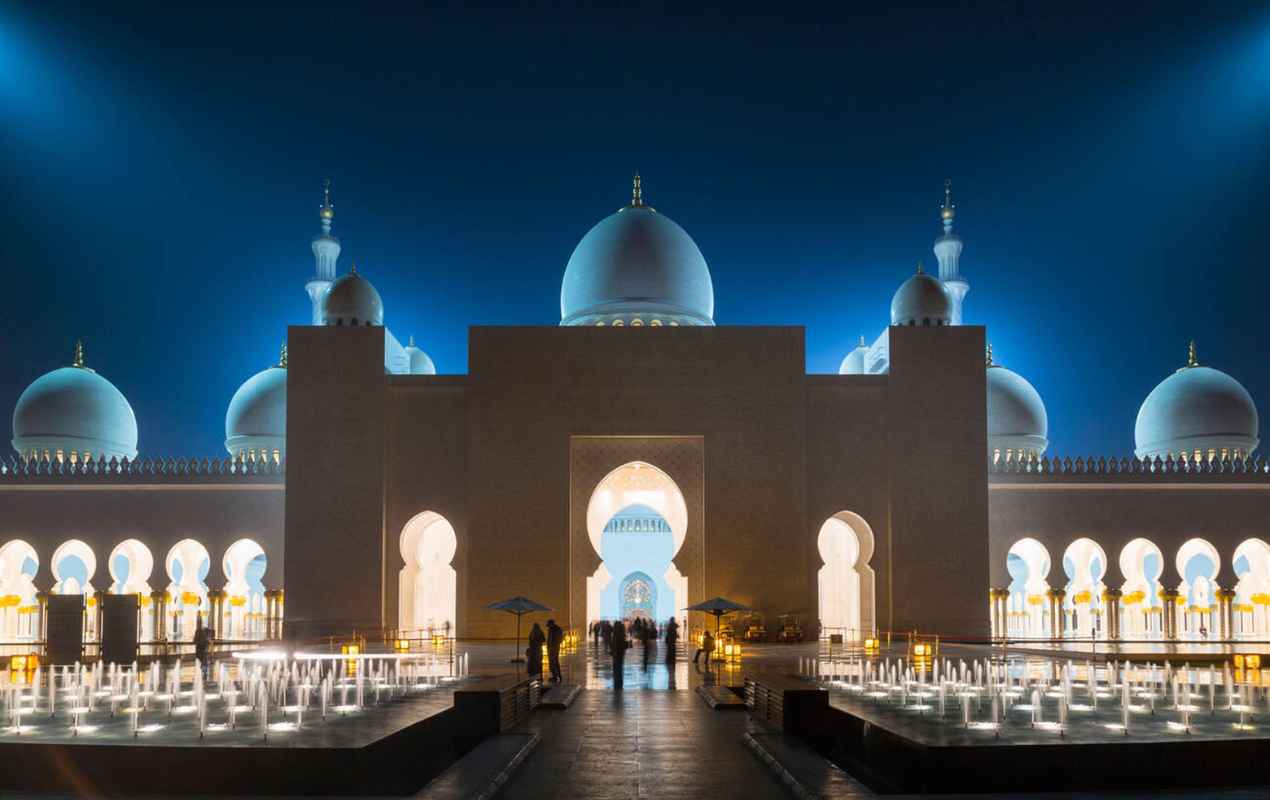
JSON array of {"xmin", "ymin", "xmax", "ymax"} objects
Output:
[{"xmin": 2, "ymin": 2, "xmax": 1268, "ymax": 457}]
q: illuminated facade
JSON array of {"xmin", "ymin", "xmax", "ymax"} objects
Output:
[{"xmin": 3, "ymin": 178, "xmax": 1264, "ymax": 647}]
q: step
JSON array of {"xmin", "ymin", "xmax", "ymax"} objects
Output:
[
  {"xmin": 743, "ymin": 729, "xmax": 873, "ymax": 799},
  {"xmin": 696, "ymin": 684, "xmax": 747, "ymax": 709},
  {"xmin": 538, "ymin": 683, "xmax": 581, "ymax": 709},
  {"xmin": 417, "ymin": 732, "xmax": 540, "ymax": 799}
]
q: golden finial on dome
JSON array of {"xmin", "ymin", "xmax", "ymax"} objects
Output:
[
  {"xmin": 72, "ymin": 340, "xmax": 85, "ymax": 369},
  {"xmin": 408, "ymin": 334, "xmax": 415, "ymax": 347},
  {"xmin": 986, "ymin": 343, "xmax": 995, "ymax": 368},
  {"xmin": 858, "ymin": 335, "xmax": 866, "ymax": 348},
  {"xmin": 349, "ymin": 261, "xmax": 358, "ymax": 275},
  {"xmin": 319, "ymin": 178, "xmax": 334, "ymax": 221},
  {"xmin": 916, "ymin": 260, "xmax": 924, "ymax": 274},
  {"xmin": 1187, "ymin": 339, "xmax": 1198, "ymax": 368},
  {"xmin": 631, "ymin": 173, "xmax": 643, "ymax": 207},
  {"xmin": 278, "ymin": 342, "xmax": 288, "ymax": 368},
  {"xmin": 941, "ymin": 178, "xmax": 955, "ymax": 222}
]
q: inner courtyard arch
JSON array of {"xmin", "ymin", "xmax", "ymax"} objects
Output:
[
  {"xmin": 816, "ymin": 511, "xmax": 876, "ymax": 640},
  {"xmin": 1232, "ymin": 538, "xmax": 1270, "ymax": 637},
  {"xmin": 165, "ymin": 538, "xmax": 210, "ymax": 641},
  {"xmin": 1061, "ymin": 537, "xmax": 1107, "ymax": 638},
  {"xmin": 51, "ymin": 539, "xmax": 95, "ymax": 597},
  {"xmin": 1175, "ymin": 537, "xmax": 1220, "ymax": 638},
  {"xmin": 0, "ymin": 540, "xmax": 39, "ymax": 641},
  {"xmin": 1119, "ymin": 537, "xmax": 1164, "ymax": 638},
  {"xmin": 110, "ymin": 538, "xmax": 155, "ymax": 639},
  {"xmin": 222, "ymin": 538, "xmax": 267, "ymax": 639},
  {"xmin": 398, "ymin": 511, "xmax": 457, "ymax": 636}
]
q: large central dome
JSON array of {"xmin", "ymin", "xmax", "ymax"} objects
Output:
[{"xmin": 560, "ymin": 177, "xmax": 714, "ymax": 327}]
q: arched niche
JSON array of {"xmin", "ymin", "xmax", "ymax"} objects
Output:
[
  {"xmin": 51, "ymin": 539, "xmax": 95, "ymax": 596},
  {"xmin": 165, "ymin": 539, "xmax": 211, "ymax": 641},
  {"xmin": 1061, "ymin": 537, "xmax": 1107, "ymax": 637},
  {"xmin": 1119, "ymin": 537, "xmax": 1164, "ymax": 638},
  {"xmin": 1007, "ymin": 538, "xmax": 1051, "ymax": 637},
  {"xmin": 223, "ymin": 538, "xmax": 268, "ymax": 639},
  {"xmin": 816, "ymin": 511, "xmax": 876, "ymax": 640},
  {"xmin": 398, "ymin": 511, "xmax": 457, "ymax": 635}
]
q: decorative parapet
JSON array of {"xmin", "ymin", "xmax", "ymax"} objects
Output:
[
  {"xmin": 0, "ymin": 454, "xmax": 285, "ymax": 483},
  {"xmin": 990, "ymin": 454, "xmax": 1270, "ymax": 482}
]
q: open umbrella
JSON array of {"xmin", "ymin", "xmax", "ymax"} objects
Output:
[
  {"xmin": 685, "ymin": 597, "xmax": 751, "ymax": 638},
  {"xmin": 487, "ymin": 596, "xmax": 553, "ymax": 663}
]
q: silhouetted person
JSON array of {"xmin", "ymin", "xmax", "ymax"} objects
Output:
[
  {"xmin": 193, "ymin": 613, "xmax": 212, "ymax": 677},
  {"xmin": 693, "ymin": 628, "xmax": 714, "ymax": 669},
  {"xmin": 612, "ymin": 621, "xmax": 629, "ymax": 689},
  {"xmin": 664, "ymin": 618, "xmax": 679, "ymax": 664},
  {"xmin": 600, "ymin": 620, "xmax": 613, "ymax": 652},
  {"xmin": 527, "ymin": 622, "xmax": 546, "ymax": 678},
  {"xmin": 546, "ymin": 618, "xmax": 564, "ymax": 683},
  {"xmin": 592, "ymin": 621, "xmax": 601, "ymax": 650}
]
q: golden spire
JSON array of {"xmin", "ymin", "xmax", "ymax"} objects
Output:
[
  {"xmin": 72, "ymin": 340, "xmax": 85, "ymax": 369},
  {"xmin": 940, "ymin": 178, "xmax": 955, "ymax": 222},
  {"xmin": 1187, "ymin": 339, "xmax": 1198, "ymax": 368},
  {"xmin": 858, "ymin": 335, "xmax": 866, "ymax": 348},
  {"xmin": 986, "ymin": 343, "xmax": 995, "ymax": 368},
  {"xmin": 349, "ymin": 261, "xmax": 358, "ymax": 275},
  {"xmin": 319, "ymin": 178, "xmax": 334, "ymax": 222},
  {"xmin": 916, "ymin": 260, "xmax": 924, "ymax": 275},
  {"xmin": 408, "ymin": 334, "xmax": 415, "ymax": 347},
  {"xmin": 278, "ymin": 342, "xmax": 288, "ymax": 368},
  {"xmin": 631, "ymin": 173, "xmax": 644, "ymax": 207}
]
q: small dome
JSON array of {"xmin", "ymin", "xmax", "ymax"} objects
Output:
[
  {"xmin": 1135, "ymin": 344, "xmax": 1259, "ymax": 461},
  {"xmin": 321, "ymin": 265, "xmax": 383, "ymax": 327},
  {"xmin": 838, "ymin": 336, "xmax": 869, "ymax": 375},
  {"xmin": 560, "ymin": 177, "xmax": 714, "ymax": 327},
  {"xmin": 987, "ymin": 349, "xmax": 1048, "ymax": 460},
  {"xmin": 225, "ymin": 346, "xmax": 287, "ymax": 460},
  {"xmin": 12, "ymin": 343, "xmax": 138, "ymax": 461},
  {"xmin": 890, "ymin": 265, "xmax": 952, "ymax": 327},
  {"xmin": 404, "ymin": 336, "xmax": 436, "ymax": 375}
]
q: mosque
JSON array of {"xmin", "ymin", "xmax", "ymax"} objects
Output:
[{"xmin": 2, "ymin": 177, "xmax": 1266, "ymax": 650}]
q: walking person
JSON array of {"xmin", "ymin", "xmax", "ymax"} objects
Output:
[
  {"xmin": 693, "ymin": 628, "xmax": 714, "ymax": 670},
  {"xmin": 527, "ymin": 622, "xmax": 546, "ymax": 679},
  {"xmin": 546, "ymin": 618, "xmax": 564, "ymax": 683},
  {"xmin": 664, "ymin": 617, "xmax": 679, "ymax": 665},
  {"xmin": 611, "ymin": 620, "xmax": 629, "ymax": 689}
]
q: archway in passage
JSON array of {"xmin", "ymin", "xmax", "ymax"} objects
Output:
[
  {"xmin": 585, "ymin": 462, "xmax": 688, "ymax": 630},
  {"xmin": 1007, "ymin": 538, "xmax": 1051, "ymax": 638},
  {"xmin": 1062, "ymin": 538, "xmax": 1107, "ymax": 638},
  {"xmin": 1119, "ymin": 538, "xmax": 1164, "ymax": 638},
  {"xmin": 619, "ymin": 571, "xmax": 657, "ymax": 621},
  {"xmin": 51, "ymin": 539, "xmax": 95, "ymax": 597},
  {"xmin": 1176, "ymin": 538, "xmax": 1220, "ymax": 638},
  {"xmin": 222, "ymin": 538, "xmax": 267, "ymax": 640},
  {"xmin": 398, "ymin": 512, "xmax": 457, "ymax": 636},
  {"xmin": 817, "ymin": 511, "xmax": 876, "ymax": 640},
  {"xmin": 1232, "ymin": 539, "xmax": 1270, "ymax": 637},
  {"xmin": 165, "ymin": 539, "xmax": 210, "ymax": 642},
  {"xmin": 109, "ymin": 539, "xmax": 154, "ymax": 640},
  {"xmin": 0, "ymin": 540, "xmax": 40, "ymax": 640}
]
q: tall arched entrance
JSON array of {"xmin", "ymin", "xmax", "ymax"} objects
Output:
[
  {"xmin": 398, "ymin": 511, "xmax": 457, "ymax": 635},
  {"xmin": 569, "ymin": 437, "xmax": 705, "ymax": 634},
  {"xmin": 584, "ymin": 462, "xmax": 688, "ymax": 628},
  {"xmin": 816, "ymin": 511, "xmax": 876, "ymax": 640}
]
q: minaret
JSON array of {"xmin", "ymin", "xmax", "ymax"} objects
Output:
[
  {"xmin": 306, "ymin": 179, "xmax": 342, "ymax": 325},
  {"xmin": 933, "ymin": 178, "xmax": 968, "ymax": 325}
]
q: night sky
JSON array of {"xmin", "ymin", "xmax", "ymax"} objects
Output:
[{"xmin": 2, "ymin": 2, "xmax": 1268, "ymax": 457}]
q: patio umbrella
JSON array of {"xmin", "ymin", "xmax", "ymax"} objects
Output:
[
  {"xmin": 685, "ymin": 597, "xmax": 751, "ymax": 638},
  {"xmin": 487, "ymin": 596, "xmax": 552, "ymax": 663}
]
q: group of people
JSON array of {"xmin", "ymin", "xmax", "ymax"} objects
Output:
[
  {"xmin": 589, "ymin": 616, "xmax": 683, "ymax": 688},
  {"xmin": 526, "ymin": 618, "xmax": 565, "ymax": 683}
]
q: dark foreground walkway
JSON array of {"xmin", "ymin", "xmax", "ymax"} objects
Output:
[{"xmin": 501, "ymin": 688, "xmax": 789, "ymax": 800}]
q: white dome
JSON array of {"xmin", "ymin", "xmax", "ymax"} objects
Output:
[
  {"xmin": 890, "ymin": 267, "xmax": 952, "ymax": 327},
  {"xmin": 404, "ymin": 337, "xmax": 436, "ymax": 375},
  {"xmin": 560, "ymin": 180, "xmax": 714, "ymax": 327},
  {"xmin": 225, "ymin": 351, "xmax": 286, "ymax": 459},
  {"xmin": 987, "ymin": 356, "xmax": 1048, "ymax": 459},
  {"xmin": 12, "ymin": 346, "xmax": 138, "ymax": 461},
  {"xmin": 321, "ymin": 266, "xmax": 383, "ymax": 327},
  {"xmin": 838, "ymin": 337, "xmax": 868, "ymax": 375},
  {"xmin": 1135, "ymin": 349, "xmax": 1259, "ymax": 461}
]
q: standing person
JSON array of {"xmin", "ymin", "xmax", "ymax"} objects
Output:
[
  {"xmin": 592, "ymin": 621, "xmax": 601, "ymax": 650},
  {"xmin": 641, "ymin": 619, "xmax": 653, "ymax": 667},
  {"xmin": 546, "ymin": 619, "xmax": 564, "ymax": 683},
  {"xmin": 527, "ymin": 622, "xmax": 546, "ymax": 679},
  {"xmin": 611, "ymin": 620, "xmax": 629, "ymax": 689},
  {"xmin": 601, "ymin": 620, "xmax": 612, "ymax": 652},
  {"xmin": 664, "ymin": 617, "xmax": 679, "ymax": 665},
  {"xmin": 193, "ymin": 613, "xmax": 212, "ymax": 678}
]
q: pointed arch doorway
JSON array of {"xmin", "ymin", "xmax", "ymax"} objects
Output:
[{"xmin": 569, "ymin": 437, "xmax": 704, "ymax": 634}]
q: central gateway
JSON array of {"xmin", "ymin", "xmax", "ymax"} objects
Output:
[{"xmin": 569, "ymin": 436, "xmax": 705, "ymax": 631}]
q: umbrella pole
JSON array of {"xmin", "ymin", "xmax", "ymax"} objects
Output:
[{"xmin": 513, "ymin": 613, "xmax": 523, "ymax": 663}]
